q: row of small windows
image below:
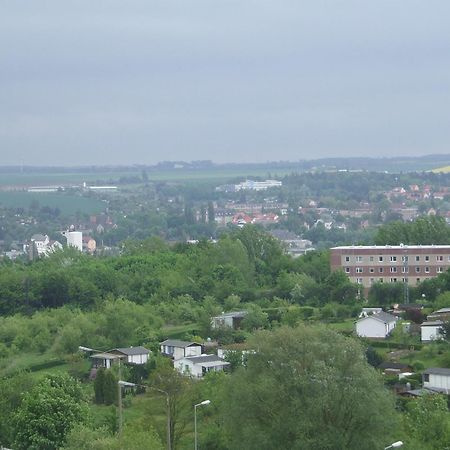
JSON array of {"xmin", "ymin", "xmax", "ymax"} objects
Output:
[
  {"xmin": 356, "ymin": 277, "xmax": 430, "ymax": 285},
  {"xmin": 344, "ymin": 255, "xmax": 447, "ymax": 263},
  {"xmin": 346, "ymin": 266, "xmax": 443, "ymax": 274}
]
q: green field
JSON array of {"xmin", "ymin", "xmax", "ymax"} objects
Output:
[
  {"xmin": 0, "ymin": 192, "xmax": 105, "ymax": 215},
  {"xmin": 0, "ymin": 171, "xmax": 137, "ymax": 187},
  {"xmin": 145, "ymin": 167, "xmax": 293, "ymax": 182},
  {"xmin": 0, "ymin": 167, "xmax": 294, "ymax": 187}
]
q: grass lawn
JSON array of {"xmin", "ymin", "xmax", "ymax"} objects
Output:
[
  {"xmin": 0, "ymin": 352, "xmax": 66, "ymax": 378},
  {"xmin": 325, "ymin": 319, "xmax": 355, "ymax": 333},
  {"xmin": 161, "ymin": 323, "xmax": 200, "ymax": 340}
]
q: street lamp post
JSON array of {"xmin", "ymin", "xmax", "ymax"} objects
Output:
[
  {"xmin": 384, "ymin": 441, "xmax": 403, "ymax": 450},
  {"xmin": 118, "ymin": 380, "xmax": 172, "ymax": 450},
  {"xmin": 194, "ymin": 400, "xmax": 211, "ymax": 450}
]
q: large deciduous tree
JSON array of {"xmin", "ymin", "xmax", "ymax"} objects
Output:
[
  {"xmin": 13, "ymin": 374, "xmax": 88, "ymax": 450},
  {"xmin": 221, "ymin": 325, "xmax": 398, "ymax": 450}
]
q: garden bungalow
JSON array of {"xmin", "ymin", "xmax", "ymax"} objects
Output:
[
  {"xmin": 175, "ymin": 354, "xmax": 230, "ymax": 378},
  {"xmin": 356, "ymin": 311, "xmax": 398, "ymax": 338},
  {"xmin": 160, "ymin": 339, "xmax": 202, "ymax": 361},
  {"xmin": 109, "ymin": 346, "xmax": 151, "ymax": 364},
  {"xmin": 420, "ymin": 321, "xmax": 444, "ymax": 342},
  {"xmin": 422, "ymin": 368, "xmax": 450, "ymax": 394}
]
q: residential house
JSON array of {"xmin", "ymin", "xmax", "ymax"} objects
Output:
[
  {"xmin": 356, "ymin": 311, "xmax": 398, "ymax": 338},
  {"xmin": 421, "ymin": 321, "xmax": 444, "ymax": 342},
  {"xmin": 211, "ymin": 311, "xmax": 247, "ymax": 329},
  {"xmin": 270, "ymin": 229, "xmax": 314, "ymax": 257},
  {"xmin": 427, "ymin": 307, "xmax": 450, "ymax": 322},
  {"xmin": 422, "ymin": 368, "xmax": 450, "ymax": 393},
  {"xmin": 378, "ymin": 362, "xmax": 413, "ymax": 376},
  {"xmin": 359, "ymin": 307, "xmax": 383, "ymax": 318},
  {"xmin": 26, "ymin": 234, "xmax": 63, "ymax": 259},
  {"xmin": 175, "ymin": 354, "xmax": 230, "ymax": 378},
  {"xmin": 90, "ymin": 352, "xmax": 124, "ymax": 369},
  {"xmin": 231, "ymin": 213, "xmax": 252, "ymax": 227},
  {"xmin": 109, "ymin": 346, "xmax": 151, "ymax": 364},
  {"xmin": 82, "ymin": 235, "xmax": 97, "ymax": 254},
  {"xmin": 160, "ymin": 339, "xmax": 202, "ymax": 361}
]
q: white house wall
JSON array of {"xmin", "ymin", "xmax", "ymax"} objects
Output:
[
  {"xmin": 184, "ymin": 346, "xmax": 202, "ymax": 357},
  {"xmin": 421, "ymin": 326, "xmax": 443, "ymax": 342},
  {"xmin": 356, "ymin": 317, "xmax": 393, "ymax": 338},
  {"xmin": 173, "ymin": 347, "xmax": 185, "ymax": 361},
  {"xmin": 128, "ymin": 354, "xmax": 148, "ymax": 364},
  {"xmin": 424, "ymin": 374, "xmax": 450, "ymax": 391}
]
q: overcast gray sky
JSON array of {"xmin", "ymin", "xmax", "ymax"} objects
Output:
[{"xmin": 1, "ymin": 1, "xmax": 450, "ymax": 166}]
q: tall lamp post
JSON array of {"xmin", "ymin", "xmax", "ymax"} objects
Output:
[
  {"xmin": 118, "ymin": 380, "xmax": 172, "ymax": 450},
  {"xmin": 194, "ymin": 400, "xmax": 211, "ymax": 450},
  {"xmin": 384, "ymin": 441, "xmax": 403, "ymax": 450}
]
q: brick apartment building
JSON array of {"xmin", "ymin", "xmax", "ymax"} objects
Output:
[{"xmin": 330, "ymin": 245, "xmax": 450, "ymax": 291}]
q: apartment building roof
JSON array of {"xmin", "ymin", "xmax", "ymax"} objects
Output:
[{"xmin": 331, "ymin": 245, "xmax": 450, "ymax": 250}]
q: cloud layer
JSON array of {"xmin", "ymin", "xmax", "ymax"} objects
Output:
[{"xmin": 1, "ymin": 1, "xmax": 450, "ymax": 165}]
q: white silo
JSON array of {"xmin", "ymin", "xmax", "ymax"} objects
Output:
[{"xmin": 62, "ymin": 230, "xmax": 83, "ymax": 252}]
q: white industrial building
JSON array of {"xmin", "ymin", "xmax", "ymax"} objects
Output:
[
  {"xmin": 235, "ymin": 179, "xmax": 282, "ymax": 191},
  {"xmin": 62, "ymin": 230, "xmax": 83, "ymax": 251}
]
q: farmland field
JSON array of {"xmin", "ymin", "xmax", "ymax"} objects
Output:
[
  {"xmin": 0, "ymin": 167, "xmax": 293, "ymax": 187},
  {"xmin": 0, "ymin": 191, "xmax": 105, "ymax": 215},
  {"xmin": 0, "ymin": 171, "xmax": 138, "ymax": 187}
]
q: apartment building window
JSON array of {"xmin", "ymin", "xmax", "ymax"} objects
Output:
[
  {"xmin": 370, "ymin": 268, "xmax": 375, "ymax": 273},
  {"xmin": 416, "ymin": 278, "xmax": 420, "ymax": 283},
  {"xmin": 378, "ymin": 256, "xmax": 383, "ymax": 262},
  {"xmin": 379, "ymin": 278, "xmax": 384, "ymax": 283},
  {"xmin": 390, "ymin": 256, "xmax": 397, "ymax": 262},
  {"xmin": 356, "ymin": 278, "xmax": 363, "ymax": 284},
  {"xmin": 369, "ymin": 256, "xmax": 374, "ymax": 262},
  {"xmin": 390, "ymin": 267, "xmax": 397, "ymax": 273},
  {"xmin": 425, "ymin": 267, "xmax": 430, "ymax": 273},
  {"xmin": 379, "ymin": 267, "xmax": 384, "ymax": 273},
  {"xmin": 437, "ymin": 267, "xmax": 443, "ymax": 273},
  {"xmin": 356, "ymin": 256, "xmax": 363, "ymax": 262},
  {"xmin": 415, "ymin": 256, "xmax": 420, "ymax": 262},
  {"xmin": 345, "ymin": 256, "xmax": 350, "ymax": 262},
  {"xmin": 425, "ymin": 255, "xmax": 430, "ymax": 262},
  {"xmin": 390, "ymin": 278, "xmax": 398, "ymax": 282},
  {"xmin": 402, "ymin": 278, "xmax": 408, "ymax": 283},
  {"xmin": 402, "ymin": 267, "xmax": 409, "ymax": 273},
  {"xmin": 402, "ymin": 256, "xmax": 408, "ymax": 262},
  {"xmin": 415, "ymin": 267, "xmax": 420, "ymax": 273},
  {"xmin": 370, "ymin": 278, "xmax": 375, "ymax": 285},
  {"xmin": 345, "ymin": 267, "xmax": 350, "ymax": 273},
  {"xmin": 437, "ymin": 255, "xmax": 444, "ymax": 262},
  {"xmin": 356, "ymin": 267, "xmax": 363, "ymax": 273}
]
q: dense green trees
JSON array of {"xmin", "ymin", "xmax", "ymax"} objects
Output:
[
  {"xmin": 374, "ymin": 216, "xmax": 450, "ymax": 245},
  {"xmin": 13, "ymin": 374, "xmax": 88, "ymax": 450},
  {"xmin": 403, "ymin": 394, "xmax": 450, "ymax": 450},
  {"xmin": 221, "ymin": 326, "xmax": 398, "ymax": 450}
]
